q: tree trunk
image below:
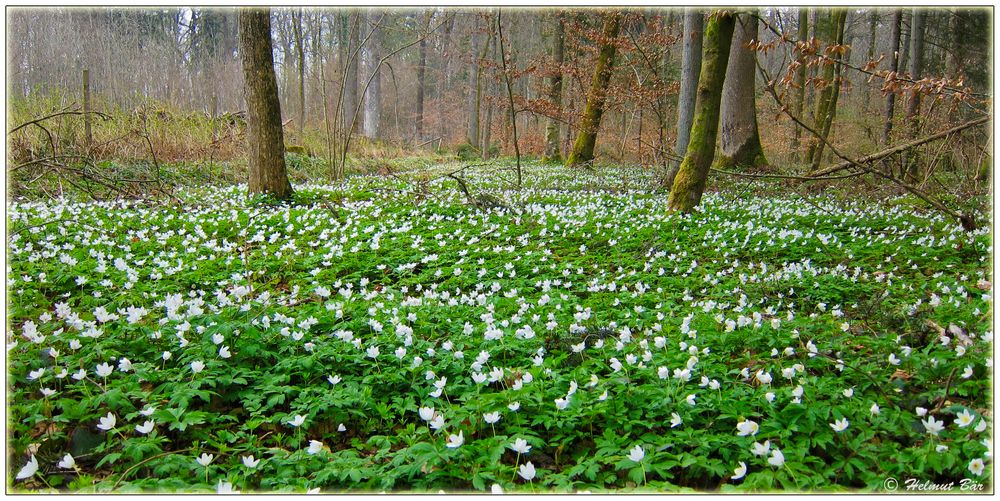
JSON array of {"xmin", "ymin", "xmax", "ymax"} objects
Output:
[
  {"xmin": 337, "ymin": 14, "xmax": 348, "ymax": 121},
  {"xmin": 277, "ymin": 14, "xmax": 293, "ymax": 122},
  {"xmin": 806, "ymin": 9, "xmax": 819, "ymax": 121},
  {"xmin": 313, "ymin": 14, "xmax": 325, "ymax": 128},
  {"xmin": 657, "ymin": 11, "xmax": 674, "ymax": 167},
  {"xmin": 238, "ymin": 8, "xmax": 293, "ymax": 200},
  {"xmin": 497, "ymin": 10, "xmax": 521, "ymax": 187},
  {"xmin": 863, "ymin": 10, "xmax": 878, "ymax": 108},
  {"xmin": 362, "ymin": 11, "xmax": 382, "ymax": 140},
  {"xmin": 292, "ymin": 9, "xmax": 306, "ymax": 136},
  {"xmin": 899, "ymin": 10, "xmax": 911, "ymax": 73},
  {"xmin": 345, "ymin": 13, "xmax": 360, "ymax": 133},
  {"xmin": 543, "ymin": 13, "xmax": 565, "ymax": 162},
  {"xmin": 942, "ymin": 10, "xmax": 963, "ymax": 172},
  {"xmin": 789, "ymin": 8, "xmax": 808, "ymax": 161},
  {"xmin": 666, "ymin": 11, "xmax": 736, "ymax": 212},
  {"xmin": 466, "ymin": 23, "xmax": 483, "ymax": 147},
  {"xmin": 481, "ymin": 27, "xmax": 496, "ymax": 159},
  {"xmin": 903, "ymin": 9, "xmax": 926, "ymax": 180},
  {"xmin": 882, "ymin": 9, "xmax": 902, "ymax": 145},
  {"xmin": 714, "ymin": 12, "xmax": 767, "ymax": 170},
  {"xmin": 944, "ymin": 10, "xmax": 963, "ymax": 81},
  {"xmin": 663, "ymin": 9, "xmax": 703, "ymax": 187},
  {"xmin": 415, "ymin": 12, "xmax": 430, "ymax": 141},
  {"xmin": 805, "ymin": 8, "xmax": 847, "ymax": 172},
  {"xmin": 566, "ymin": 12, "xmax": 622, "ymax": 167},
  {"xmin": 440, "ymin": 14, "xmax": 456, "ymax": 91}
]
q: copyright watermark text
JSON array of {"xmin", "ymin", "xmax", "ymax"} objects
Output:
[{"xmin": 882, "ymin": 477, "xmax": 986, "ymax": 492}]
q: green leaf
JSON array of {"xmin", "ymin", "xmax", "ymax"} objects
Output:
[{"xmin": 95, "ymin": 452, "xmax": 122, "ymax": 469}]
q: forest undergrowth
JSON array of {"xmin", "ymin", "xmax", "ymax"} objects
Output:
[{"xmin": 6, "ymin": 161, "xmax": 993, "ymax": 492}]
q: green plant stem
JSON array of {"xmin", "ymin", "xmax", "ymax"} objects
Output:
[
  {"xmin": 511, "ymin": 451, "xmax": 521, "ymax": 484},
  {"xmin": 112, "ymin": 447, "xmax": 193, "ymax": 490}
]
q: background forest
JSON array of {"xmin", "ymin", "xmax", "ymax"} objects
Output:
[{"xmin": 8, "ymin": 7, "xmax": 992, "ymax": 190}]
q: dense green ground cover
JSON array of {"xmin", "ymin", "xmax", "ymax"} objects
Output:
[{"xmin": 6, "ymin": 163, "xmax": 993, "ymax": 492}]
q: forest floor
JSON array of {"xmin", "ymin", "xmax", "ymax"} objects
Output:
[{"xmin": 6, "ymin": 160, "xmax": 993, "ymax": 493}]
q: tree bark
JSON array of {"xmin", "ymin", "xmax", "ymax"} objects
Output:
[
  {"xmin": 542, "ymin": 12, "xmax": 565, "ymax": 163},
  {"xmin": 276, "ymin": 14, "xmax": 293, "ymax": 122},
  {"xmin": 362, "ymin": 11, "xmax": 382, "ymax": 140},
  {"xmin": 656, "ymin": 11, "xmax": 673, "ymax": 168},
  {"xmin": 882, "ymin": 9, "xmax": 902, "ymax": 145},
  {"xmin": 497, "ymin": 10, "xmax": 521, "ymax": 187},
  {"xmin": 666, "ymin": 11, "xmax": 736, "ymax": 212},
  {"xmin": 899, "ymin": 10, "xmax": 911, "ymax": 73},
  {"xmin": 466, "ymin": 22, "xmax": 483, "ymax": 147},
  {"xmin": 944, "ymin": 10, "xmax": 963, "ymax": 81},
  {"xmin": 942, "ymin": 10, "xmax": 963, "ymax": 172},
  {"xmin": 806, "ymin": 9, "xmax": 819, "ymax": 120},
  {"xmin": 238, "ymin": 8, "xmax": 293, "ymax": 200},
  {"xmin": 663, "ymin": 9, "xmax": 703, "ymax": 187},
  {"xmin": 903, "ymin": 9, "xmax": 926, "ymax": 180},
  {"xmin": 481, "ymin": 27, "xmax": 496, "ymax": 159},
  {"xmin": 863, "ymin": 10, "xmax": 878, "ymax": 108},
  {"xmin": 345, "ymin": 13, "xmax": 360, "ymax": 133},
  {"xmin": 805, "ymin": 8, "xmax": 847, "ymax": 172},
  {"xmin": 789, "ymin": 8, "xmax": 808, "ymax": 161},
  {"xmin": 566, "ymin": 12, "xmax": 622, "ymax": 167},
  {"xmin": 439, "ymin": 14, "xmax": 456, "ymax": 91},
  {"xmin": 415, "ymin": 11, "xmax": 430, "ymax": 141},
  {"xmin": 292, "ymin": 9, "xmax": 306, "ymax": 136},
  {"xmin": 714, "ymin": 12, "xmax": 767, "ymax": 170}
]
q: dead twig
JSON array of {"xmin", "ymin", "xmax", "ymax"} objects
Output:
[
  {"xmin": 446, "ymin": 172, "xmax": 475, "ymax": 204},
  {"xmin": 932, "ymin": 368, "xmax": 959, "ymax": 413},
  {"xmin": 9, "ymin": 106, "xmax": 110, "ymax": 135}
]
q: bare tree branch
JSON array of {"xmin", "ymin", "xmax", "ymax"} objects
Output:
[
  {"xmin": 755, "ymin": 57, "xmax": 981, "ymax": 231},
  {"xmin": 9, "ymin": 106, "xmax": 110, "ymax": 135}
]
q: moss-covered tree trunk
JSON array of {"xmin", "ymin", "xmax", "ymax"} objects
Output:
[
  {"xmin": 714, "ymin": 12, "xmax": 767, "ymax": 170},
  {"xmin": 666, "ymin": 11, "xmax": 735, "ymax": 213},
  {"xmin": 239, "ymin": 8, "xmax": 293, "ymax": 200},
  {"xmin": 566, "ymin": 12, "xmax": 621, "ymax": 167},
  {"xmin": 805, "ymin": 9, "xmax": 846, "ymax": 172},
  {"xmin": 542, "ymin": 13, "xmax": 565, "ymax": 163}
]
